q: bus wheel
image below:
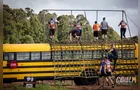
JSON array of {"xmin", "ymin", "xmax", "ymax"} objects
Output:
[
  {"xmin": 80, "ymin": 69, "xmax": 98, "ymax": 85},
  {"xmin": 74, "ymin": 77, "xmax": 82, "ymax": 85},
  {"xmin": 81, "ymin": 77, "xmax": 97, "ymax": 85}
]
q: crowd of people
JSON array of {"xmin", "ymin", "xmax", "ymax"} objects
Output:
[
  {"xmin": 48, "ymin": 17, "xmax": 127, "ymax": 41},
  {"xmin": 68, "ymin": 17, "xmax": 127, "ymax": 41}
]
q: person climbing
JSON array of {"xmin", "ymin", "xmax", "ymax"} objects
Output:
[
  {"xmin": 93, "ymin": 21, "xmax": 100, "ymax": 40},
  {"xmin": 48, "ymin": 18, "xmax": 58, "ymax": 39},
  {"xmin": 100, "ymin": 17, "xmax": 109, "ymax": 39},
  {"xmin": 108, "ymin": 44, "xmax": 118, "ymax": 72},
  {"xmin": 118, "ymin": 20, "xmax": 127, "ymax": 40},
  {"xmin": 69, "ymin": 29, "xmax": 80, "ymax": 41},
  {"xmin": 76, "ymin": 22, "xmax": 82, "ymax": 38},
  {"xmin": 99, "ymin": 58, "xmax": 107, "ymax": 89},
  {"xmin": 69, "ymin": 22, "xmax": 84, "ymax": 41},
  {"xmin": 105, "ymin": 57, "xmax": 115, "ymax": 88}
]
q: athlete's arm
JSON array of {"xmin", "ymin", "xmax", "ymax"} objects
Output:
[
  {"xmin": 99, "ymin": 66, "xmax": 102, "ymax": 74},
  {"xmin": 55, "ymin": 24, "xmax": 58, "ymax": 32},
  {"xmin": 104, "ymin": 65, "xmax": 107, "ymax": 74},
  {"xmin": 118, "ymin": 22, "xmax": 121, "ymax": 26},
  {"xmin": 108, "ymin": 48, "xmax": 113, "ymax": 53}
]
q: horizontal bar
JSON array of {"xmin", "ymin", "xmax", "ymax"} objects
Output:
[{"xmin": 43, "ymin": 9, "xmax": 124, "ymax": 12}]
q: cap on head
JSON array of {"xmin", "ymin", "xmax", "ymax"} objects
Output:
[{"xmin": 95, "ymin": 21, "xmax": 97, "ymax": 23}]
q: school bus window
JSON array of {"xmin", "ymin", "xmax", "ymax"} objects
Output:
[
  {"xmin": 52, "ymin": 51, "xmax": 61, "ymax": 59},
  {"xmin": 42, "ymin": 52, "xmax": 51, "ymax": 60},
  {"xmin": 74, "ymin": 51, "xmax": 82, "ymax": 59},
  {"xmin": 17, "ymin": 52, "xmax": 29, "ymax": 61},
  {"xmin": 118, "ymin": 50, "xmax": 122, "ymax": 59},
  {"xmin": 4, "ymin": 53, "xmax": 8, "ymax": 60},
  {"xmin": 130, "ymin": 51, "xmax": 135, "ymax": 58},
  {"xmin": 31, "ymin": 52, "xmax": 40, "ymax": 60},
  {"xmin": 9, "ymin": 53, "xmax": 14, "ymax": 60},
  {"xmin": 92, "ymin": 50, "xmax": 102, "ymax": 59}
]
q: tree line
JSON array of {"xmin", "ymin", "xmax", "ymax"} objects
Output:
[{"xmin": 3, "ymin": 4, "xmax": 122, "ymax": 44}]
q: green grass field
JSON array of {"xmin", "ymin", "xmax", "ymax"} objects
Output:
[{"xmin": 4, "ymin": 84, "xmax": 70, "ymax": 90}]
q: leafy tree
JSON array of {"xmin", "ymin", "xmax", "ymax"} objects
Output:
[
  {"xmin": 3, "ymin": 4, "xmax": 121, "ymax": 44},
  {"xmin": 20, "ymin": 35, "xmax": 34, "ymax": 43},
  {"xmin": 25, "ymin": 7, "xmax": 34, "ymax": 17},
  {"xmin": 29, "ymin": 15, "xmax": 44, "ymax": 43}
]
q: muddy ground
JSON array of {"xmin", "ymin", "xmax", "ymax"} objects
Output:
[{"xmin": 3, "ymin": 80, "xmax": 138, "ymax": 90}]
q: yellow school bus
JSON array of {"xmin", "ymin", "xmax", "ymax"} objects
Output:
[{"xmin": 3, "ymin": 41, "xmax": 138, "ymax": 85}]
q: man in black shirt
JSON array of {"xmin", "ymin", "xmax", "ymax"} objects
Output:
[{"xmin": 108, "ymin": 44, "xmax": 118, "ymax": 72}]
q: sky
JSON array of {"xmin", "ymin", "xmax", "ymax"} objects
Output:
[{"xmin": 3, "ymin": 0, "xmax": 138, "ymax": 37}]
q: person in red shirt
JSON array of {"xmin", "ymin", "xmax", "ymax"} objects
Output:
[
  {"xmin": 93, "ymin": 21, "xmax": 100, "ymax": 40},
  {"xmin": 118, "ymin": 20, "xmax": 127, "ymax": 40}
]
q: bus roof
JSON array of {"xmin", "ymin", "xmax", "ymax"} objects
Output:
[{"xmin": 3, "ymin": 44, "xmax": 51, "ymax": 52}]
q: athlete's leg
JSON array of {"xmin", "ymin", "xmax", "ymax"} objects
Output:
[
  {"xmin": 113, "ymin": 57, "xmax": 118, "ymax": 71},
  {"xmin": 70, "ymin": 33, "xmax": 72, "ymax": 41},
  {"xmin": 123, "ymin": 28, "xmax": 126, "ymax": 38},
  {"xmin": 120, "ymin": 28, "xmax": 123, "ymax": 39},
  {"xmin": 108, "ymin": 76, "xmax": 115, "ymax": 88}
]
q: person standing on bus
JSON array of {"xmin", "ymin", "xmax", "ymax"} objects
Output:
[
  {"xmin": 99, "ymin": 58, "xmax": 107, "ymax": 89},
  {"xmin": 118, "ymin": 20, "xmax": 127, "ymax": 40},
  {"xmin": 100, "ymin": 17, "xmax": 109, "ymax": 39},
  {"xmin": 93, "ymin": 21, "xmax": 100, "ymax": 40},
  {"xmin": 48, "ymin": 18, "xmax": 58, "ymax": 38},
  {"xmin": 108, "ymin": 44, "xmax": 118, "ymax": 72},
  {"xmin": 105, "ymin": 57, "xmax": 115, "ymax": 88}
]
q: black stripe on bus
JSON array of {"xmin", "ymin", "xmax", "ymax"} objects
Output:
[
  {"xmin": 3, "ymin": 70, "xmax": 81, "ymax": 74},
  {"xmin": 3, "ymin": 63, "xmax": 138, "ymax": 68}
]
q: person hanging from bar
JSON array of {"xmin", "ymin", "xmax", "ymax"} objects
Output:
[
  {"xmin": 108, "ymin": 44, "xmax": 118, "ymax": 72},
  {"xmin": 48, "ymin": 18, "xmax": 58, "ymax": 39},
  {"xmin": 100, "ymin": 17, "xmax": 109, "ymax": 39},
  {"xmin": 93, "ymin": 21, "xmax": 100, "ymax": 40},
  {"xmin": 118, "ymin": 20, "xmax": 127, "ymax": 40}
]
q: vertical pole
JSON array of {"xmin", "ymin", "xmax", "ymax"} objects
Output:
[
  {"xmin": 43, "ymin": 11, "xmax": 46, "ymax": 42},
  {"xmin": 122, "ymin": 10, "xmax": 124, "ymax": 20},
  {"xmin": 124, "ymin": 11, "xmax": 131, "ymax": 38},
  {"xmin": 96, "ymin": 10, "xmax": 98, "ymax": 22},
  {"xmin": 70, "ymin": 10, "xmax": 72, "ymax": 25}
]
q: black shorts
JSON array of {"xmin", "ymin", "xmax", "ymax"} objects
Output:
[
  {"xmin": 49, "ymin": 29, "xmax": 55, "ymax": 36},
  {"xmin": 77, "ymin": 30, "xmax": 82, "ymax": 36},
  {"xmin": 93, "ymin": 31, "xmax": 99, "ymax": 37},
  {"xmin": 106, "ymin": 72, "xmax": 112, "ymax": 76},
  {"xmin": 69, "ymin": 29, "xmax": 80, "ymax": 37},
  {"xmin": 102, "ymin": 29, "xmax": 107, "ymax": 35},
  {"xmin": 99, "ymin": 72, "xmax": 107, "ymax": 77}
]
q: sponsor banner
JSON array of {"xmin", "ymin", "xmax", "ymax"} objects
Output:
[{"xmin": 116, "ymin": 76, "xmax": 137, "ymax": 84}]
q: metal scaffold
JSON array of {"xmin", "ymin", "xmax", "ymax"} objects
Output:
[{"xmin": 45, "ymin": 9, "xmax": 138, "ymax": 85}]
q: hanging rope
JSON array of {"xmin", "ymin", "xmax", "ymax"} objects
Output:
[
  {"xmin": 84, "ymin": 11, "xmax": 92, "ymax": 43},
  {"xmin": 124, "ymin": 11, "xmax": 132, "ymax": 38}
]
